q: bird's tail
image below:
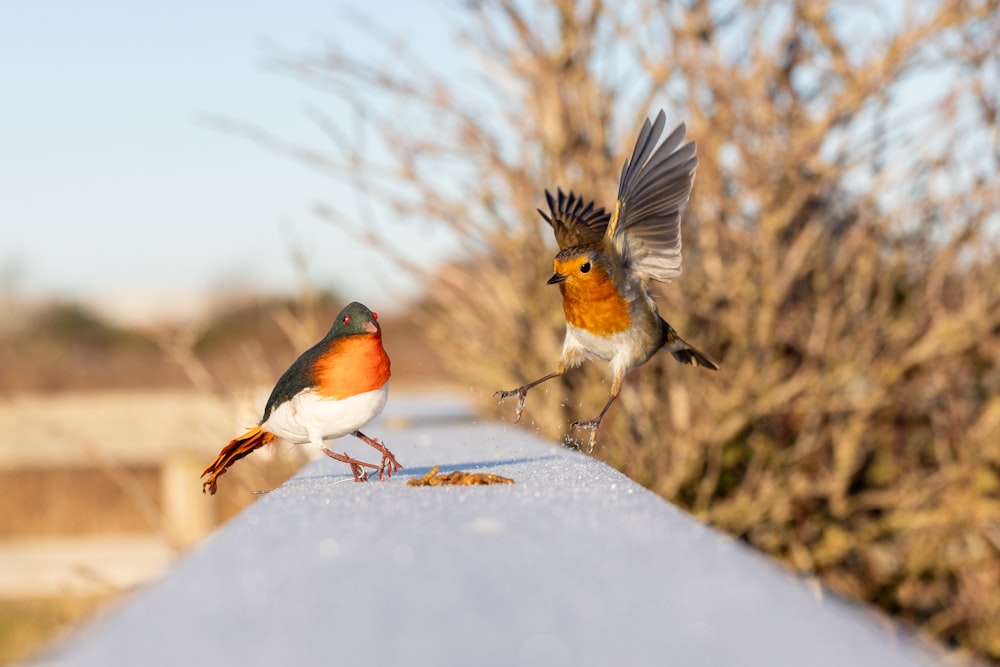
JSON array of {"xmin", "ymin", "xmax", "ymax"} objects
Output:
[
  {"xmin": 201, "ymin": 426, "xmax": 276, "ymax": 495},
  {"xmin": 663, "ymin": 321, "xmax": 720, "ymax": 371}
]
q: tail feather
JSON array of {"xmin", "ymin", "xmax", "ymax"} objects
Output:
[
  {"xmin": 670, "ymin": 344, "xmax": 719, "ymax": 370},
  {"xmin": 201, "ymin": 426, "xmax": 276, "ymax": 495},
  {"xmin": 662, "ymin": 320, "xmax": 720, "ymax": 371}
]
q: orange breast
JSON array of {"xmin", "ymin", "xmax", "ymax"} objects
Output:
[
  {"xmin": 560, "ymin": 268, "xmax": 631, "ymax": 336},
  {"xmin": 314, "ymin": 333, "xmax": 391, "ymax": 400}
]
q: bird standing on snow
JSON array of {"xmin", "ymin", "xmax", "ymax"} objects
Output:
[
  {"xmin": 496, "ymin": 110, "xmax": 719, "ymax": 450},
  {"xmin": 201, "ymin": 301, "xmax": 401, "ymax": 494}
]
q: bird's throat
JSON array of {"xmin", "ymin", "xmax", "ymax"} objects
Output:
[
  {"xmin": 560, "ymin": 278, "xmax": 631, "ymax": 336},
  {"xmin": 314, "ymin": 334, "xmax": 391, "ymax": 400}
]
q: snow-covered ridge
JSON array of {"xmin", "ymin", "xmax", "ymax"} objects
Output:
[{"xmin": 38, "ymin": 395, "xmax": 942, "ymax": 666}]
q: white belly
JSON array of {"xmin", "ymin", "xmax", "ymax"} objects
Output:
[
  {"xmin": 563, "ymin": 324, "xmax": 621, "ymax": 362},
  {"xmin": 562, "ymin": 324, "xmax": 655, "ymax": 379},
  {"xmin": 263, "ymin": 383, "xmax": 388, "ymax": 445}
]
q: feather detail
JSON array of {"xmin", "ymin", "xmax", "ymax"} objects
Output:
[
  {"xmin": 201, "ymin": 426, "xmax": 276, "ymax": 495},
  {"xmin": 538, "ymin": 188, "xmax": 611, "ymax": 249},
  {"xmin": 606, "ymin": 111, "xmax": 697, "ymax": 283}
]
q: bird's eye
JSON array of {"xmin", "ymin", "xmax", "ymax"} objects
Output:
[
  {"xmin": 372, "ymin": 312, "xmax": 378, "ymax": 321},
  {"xmin": 342, "ymin": 315, "xmax": 350, "ymax": 325},
  {"xmin": 580, "ymin": 262, "xmax": 591, "ymax": 273}
]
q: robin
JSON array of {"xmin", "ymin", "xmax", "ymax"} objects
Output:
[
  {"xmin": 201, "ymin": 301, "xmax": 402, "ymax": 494},
  {"xmin": 496, "ymin": 110, "xmax": 719, "ymax": 449}
]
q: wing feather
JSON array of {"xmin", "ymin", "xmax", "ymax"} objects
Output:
[
  {"xmin": 605, "ymin": 111, "xmax": 698, "ymax": 282},
  {"xmin": 538, "ymin": 187, "xmax": 611, "ymax": 249}
]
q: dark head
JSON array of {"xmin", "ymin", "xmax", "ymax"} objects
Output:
[{"xmin": 324, "ymin": 301, "xmax": 380, "ymax": 340}]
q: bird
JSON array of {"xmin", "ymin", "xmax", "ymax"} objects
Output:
[
  {"xmin": 495, "ymin": 110, "xmax": 718, "ymax": 450},
  {"xmin": 201, "ymin": 301, "xmax": 402, "ymax": 495}
]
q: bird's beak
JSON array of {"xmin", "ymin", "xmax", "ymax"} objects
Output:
[
  {"xmin": 547, "ymin": 272, "xmax": 567, "ymax": 285},
  {"xmin": 362, "ymin": 321, "xmax": 378, "ymax": 334}
]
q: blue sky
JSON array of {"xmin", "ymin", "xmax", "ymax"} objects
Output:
[
  {"xmin": 2, "ymin": 1, "xmax": 461, "ymax": 321},
  {"xmin": 5, "ymin": 2, "xmax": 991, "ymax": 324}
]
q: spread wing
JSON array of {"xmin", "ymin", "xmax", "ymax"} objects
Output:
[
  {"xmin": 537, "ymin": 188, "xmax": 611, "ymax": 249},
  {"xmin": 604, "ymin": 111, "xmax": 697, "ymax": 282}
]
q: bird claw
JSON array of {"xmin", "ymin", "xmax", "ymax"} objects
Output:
[
  {"xmin": 494, "ymin": 387, "xmax": 528, "ymax": 423},
  {"xmin": 350, "ymin": 462, "xmax": 370, "ymax": 482},
  {"xmin": 570, "ymin": 419, "xmax": 601, "ymax": 453},
  {"xmin": 377, "ymin": 446, "xmax": 403, "ymax": 481},
  {"xmin": 321, "ymin": 447, "xmax": 378, "ymax": 482},
  {"xmin": 351, "ymin": 431, "xmax": 403, "ymax": 481}
]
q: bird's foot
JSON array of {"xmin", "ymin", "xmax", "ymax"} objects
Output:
[
  {"xmin": 349, "ymin": 462, "xmax": 370, "ymax": 482},
  {"xmin": 494, "ymin": 386, "xmax": 528, "ymax": 423},
  {"xmin": 321, "ymin": 447, "xmax": 379, "ymax": 482},
  {"xmin": 378, "ymin": 455, "xmax": 400, "ymax": 481},
  {"xmin": 569, "ymin": 418, "xmax": 602, "ymax": 454},
  {"xmin": 353, "ymin": 432, "xmax": 403, "ymax": 481}
]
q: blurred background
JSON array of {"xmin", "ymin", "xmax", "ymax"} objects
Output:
[{"xmin": 3, "ymin": 0, "xmax": 999, "ymax": 664}]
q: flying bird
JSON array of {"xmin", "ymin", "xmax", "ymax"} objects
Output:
[{"xmin": 496, "ymin": 111, "xmax": 718, "ymax": 449}]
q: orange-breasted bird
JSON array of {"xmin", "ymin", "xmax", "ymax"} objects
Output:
[
  {"xmin": 496, "ymin": 110, "xmax": 719, "ymax": 449},
  {"xmin": 201, "ymin": 301, "xmax": 402, "ymax": 494}
]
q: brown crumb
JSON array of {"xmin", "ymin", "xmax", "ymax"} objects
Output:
[{"xmin": 407, "ymin": 465, "xmax": 515, "ymax": 487}]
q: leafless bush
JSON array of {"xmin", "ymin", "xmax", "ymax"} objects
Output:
[{"xmin": 260, "ymin": 0, "xmax": 1000, "ymax": 660}]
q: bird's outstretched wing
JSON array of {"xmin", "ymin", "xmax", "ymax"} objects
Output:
[
  {"xmin": 603, "ymin": 111, "xmax": 697, "ymax": 282},
  {"xmin": 537, "ymin": 188, "xmax": 611, "ymax": 249}
]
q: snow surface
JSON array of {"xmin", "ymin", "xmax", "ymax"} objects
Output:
[{"xmin": 38, "ymin": 395, "xmax": 942, "ymax": 667}]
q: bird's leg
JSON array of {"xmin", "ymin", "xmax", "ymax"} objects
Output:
[
  {"xmin": 352, "ymin": 430, "xmax": 402, "ymax": 481},
  {"xmin": 571, "ymin": 379, "xmax": 623, "ymax": 453},
  {"xmin": 494, "ymin": 370, "xmax": 563, "ymax": 423},
  {"xmin": 321, "ymin": 447, "xmax": 379, "ymax": 482}
]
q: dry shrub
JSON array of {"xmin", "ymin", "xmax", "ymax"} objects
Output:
[
  {"xmin": 261, "ymin": 0, "xmax": 1000, "ymax": 660},
  {"xmin": 0, "ymin": 302, "xmax": 185, "ymax": 393}
]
